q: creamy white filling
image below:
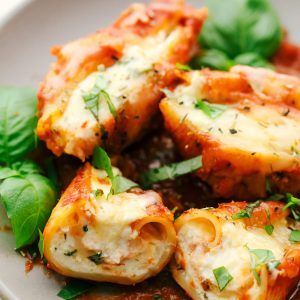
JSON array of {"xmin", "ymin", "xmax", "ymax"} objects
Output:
[
  {"xmin": 177, "ymin": 218, "xmax": 291, "ymax": 300},
  {"xmin": 166, "ymin": 72, "xmax": 300, "ymax": 170}
]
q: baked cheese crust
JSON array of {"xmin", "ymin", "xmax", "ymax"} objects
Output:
[
  {"xmin": 160, "ymin": 66, "xmax": 300, "ymax": 199},
  {"xmin": 37, "ymin": 0, "xmax": 207, "ymax": 160}
]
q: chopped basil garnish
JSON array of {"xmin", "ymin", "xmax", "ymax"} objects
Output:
[
  {"xmin": 112, "ymin": 175, "xmax": 138, "ymax": 194},
  {"xmin": 264, "ymin": 224, "xmax": 274, "ymax": 235},
  {"xmin": 92, "ymin": 189, "xmax": 103, "ymax": 198},
  {"xmin": 92, "ymin": 147, "xmax": 138, "ymax": 195},
  {"xmin": 283, "ymin": 193, "xmax": 300, "ymax": 221},
  {"xmin": 140, "ymin": 156, "xmax": 202, "ymax": 188},
  {"xmin": 289, "ymin": 230, "xmax": 300, "ymax": 243},
  {"xmin": 64, "ymin": 250, "xmax": 77, "ymax": 256},
  {"xmin": 175, "ymin": 63, "xmax": 191, "ymax": 71},
  {"xmin": 88, "ymin": 252, "xmax": 103, "ymax": 265},
  {"xmin": 93, "ymin": 147, "xmax": 114, "ymax": 181},
  {"xmin": 57, "ymin": 280, "xmax": 95, "ymax": 300},
  {"xmin": 195, "ymin": 100, "xmax": 227, "ymax": 119},
  {"xmin": 232, "ymin": 201, "xmax": 261, "ymax": 220},
  {"xmin": 247, "ymin": 247, "xmax": 279, "ymax": 284},
  {"xmin": 38, "ymin": 229, "xmax": 44, "ymax": 258},
  {"xmin": 82, "ymin": 76, "xmax": 116, "ymax": 120},
  {"xmin": 213, "ymin": 266, "xmax": 233, "ymax": 291}
]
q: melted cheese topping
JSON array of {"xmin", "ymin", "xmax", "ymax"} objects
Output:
[
  {"xmin": 176, "ymin": 216, "xmax": 291, "ymax": 300},
  {"xmin": 53, "ymin": 29, "xmax": 182, "ymax": 139},
  {"xmin": 47, "ymin": 167, "xmax": 173, "ymax": 282},
  {"xmin": 166, "ymin": 71, "xmax": 300, "ymax": 171}
]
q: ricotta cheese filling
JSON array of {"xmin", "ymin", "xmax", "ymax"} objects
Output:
[
  {"xmin": 177, "ymin": 218, "xmax": 291, "ymax": 299},
  {"xmin": 54, "ymin": 28, "xmax": 182, "ymax": 139}
]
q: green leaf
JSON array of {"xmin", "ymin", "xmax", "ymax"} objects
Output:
[
  {"xmin": 190, "ymin": 49, "xmax": 233, "ymax": 71},
  {"xmin": 249, "ymin": 249, "xmax": 275, "ymax": 265},
  {"xmin": 0, "ymin": 87, "xmax": 38, "ymax": 164},
  {"xmin": 283, "ymin": 193, "xmax": 300, "ymax": 221},
  {"xmin": 0, "ymin": 167, "xmax": 19, "ymax": 180},
  {"xmin": 153, "ymin": 295, "xmax": 164, "ymax": 300},
  {"xmin": 57, "ymin": 280, "xmax": 95, "ymax": 300},
  {"xmin": 213, "ymin": 266, "xmax": 233, "ymax": 291},
  {"xmin": 88, "ymin": 252, "xmax": 103, "ymax": 265},
  {"xmin": 175, "ymin": 63, "xmax": 192, "ymax": 71},
  {"xmin": 92, "ymin": 147, "xmax": 114, "ymax": 181},
  {"xmin": 11, "ymin": 160, "xmax": 43, "ymax": 175},
  {"xmin": 112, "ymin": 175, "xmax": 138, "ymax": 195},
  {"xmin": 232, "ymin": 200, "xmax": 261, "ymax": 220},
  {"xmin": 200, "ymin": 0, "xmax": 282, "ymax": 59},
  {"xmin": 267, "ymin": 260, "xmax": 280, "ymax": 271},
  {"xmin": 289, "ymin": 230, "xmax": 300, "ymax": 243},
  {"xmin": 0, "ymin": 173, "xmax": 57, "ymax": 248},
  {"xmin": 38, "ymin": 229, "xmax": 44, "ymax": 258},
  {"xmin": 140, "ymin": 156, "xmax": 202, "ymax": 188},
  {"xmin": 82, "ymin": 76, "xmax": 116, "ymax": 120},
  {"xmin": 195, "ymin": 100, "xmax": 228, "ymax": 119},
  {"xmin": 44, "ymin": 157, "xmax": 59, "ymax": 191},
  {"xmin": 264, "ymin": 224, "xmax": 274, "ymax": 235},
  {"xmin": 234, "ymin": 52, "xmax": 274, "ymax": 69}
]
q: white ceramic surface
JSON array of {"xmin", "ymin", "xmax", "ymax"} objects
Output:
[{"xmin": 0, "ymin": 1, "xmax": 299, "ymax": 299}]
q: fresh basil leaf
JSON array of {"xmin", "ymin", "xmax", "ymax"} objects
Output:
[
  {"xmin": 11, "ymin": 160, "xmax": 43, "ymax": 175},
  {"xmin": 140, "ymin": 156, "xmax": 202, "ymax": 188},
  {"xmin": 38, "ymin": 229, "xmax": 44, "ymax": 258},
  {"xmin": 58, "ymin": 280, "xmax": 95, "ymax": 300},
  {"xmin": 234, "ymin": 52, "xmax": 274, "ymax": 69},
  {"xmin": 44, "ymin": 157, "xmax": 59, "ymax": 191},
  {"xmin": 249, "ymin": 249, "xmax": 275, "ymax": 265},
  {"xmin": 289, "ymin": 230, "xmax": 300, "ymax": 243},
  {"xmin": 195, "ymin": 100, "xmax": 227, "ymax": 119},
  {"xmin": 190, "ymin": 49, "xmax": 233, "ymax": 71},
  {"xmin": 283, "ymin": 193, "xmax": 300, "ymax": 221},
  {"xmin": 200, "ymin": 0, "xmax": 282, "ymax": 59},
  {"xmin": 0, "ymin": 87, "xmax": 38, "ymax": 164},
  {"xmin": 0, "ymin": 174, "xmax": 57, "ymax": 248},
  {"xmin": 82, "ymin": 77, "xmax": 116, "ymax": 120},
  {"xmin": 0, "ymin": 167, "xmax": 19, "ymax": 180},
  {"xmin": 92, "ymin": 147, "xmax": 114, "ymax": 181},
  {"xmin": 112, "ymin": 175, "xmax": 138, "ymax": 195},
  {"xmin": 176, "ymin": 63, "xmax": 192, "ymax": 71},
  {"xmin": 264, "ymin": 224, "xmax": 274, "ymax": 235},
  {"xmin": 232, "ymin": 200, "xmax": 261, "ymax": 220},
  {"xmin": 213, "ymin": 266, "xmax": 233, "ymax": 291}
]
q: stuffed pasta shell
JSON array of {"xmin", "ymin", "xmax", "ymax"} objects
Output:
[
  {"xmin": 37, "ymin": 0, "xmax": 207, "ymax": 161},
  {"xmin": 160, "ymin": 66, "xmax": 300, "ymax": 199},
  {"xmin": 43, "ymin": 163, "xmax": 176, "ymax": 284},
  {"xmin": 172, "ymin": 201, "xmax": 300, "ymax": 300}
]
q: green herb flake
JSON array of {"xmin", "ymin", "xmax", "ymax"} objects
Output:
[
  {"xmin": 88, "ymin": 252, "xmax": 103, "ymax": 265},
  {"xmin": 232, "ymin": 201, "xmax": 261, "ymax": 220},
  {"xmin": 283, "ymin": 193, "xmax": 300, "ymax": 221},
  {"xmin": 213, "ymin": 266, "xmax": 233, "ymax": 291},
  {"xmin": 112, "ymin": 175, "xmax": 138, "ymax": 195},
  {"xmin": 82, "ymin": 76, "xmax": 116, "ymax": 120},
  {"xmin": 92, "ymin": 189, "xmax": 103, "ymax": 198},
  {"xmin": 57, "ymin": 280, "xmax": 95, "ymax": 300},
  {"xmin": 153, "ymin": 295, "xmax": 164, "ymax": 300},
  {"xmin": 175, "ymin": 63, "xmax": 192, "ymax": 71},
  {"xmin": 289, "ymin": 230, "xmax": 300, "ymax": 243},
  {"xmin": 38, "ymin": 229, "xmax": 44, "ymax": 258},
  {"xmin": 267, "ymin": 260, "xmax": 280, "ymax": 271},
  {"xmin": 64, "ymin": 250, "xmax": 77, "ymax": 257},
  {"xmin": 195, "ymin": 100, "xmax": 227, "ymax": 119},
  {"xmin": 264, "ymin": 224, "xmax": 274, "ymax": 235},
  {"xmin": 82, "ymin": 225, "xmax": 89, "ymax": 232},
  {"xmin": 140, "ymin": 156, "xmax": 202, "ymax": 188}
]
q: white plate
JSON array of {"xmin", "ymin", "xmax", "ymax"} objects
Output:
[{"xmin": 0, "ymin": 0, "xmax": 299, "ymax": 299}]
